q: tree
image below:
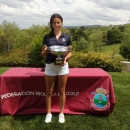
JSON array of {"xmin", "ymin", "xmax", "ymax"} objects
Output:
[
  {"xmin": 75, "ymin": 37, "xmax": 89, "ymax": 53},
  {"xmin": 0, "ymin": 26, "xmax": 6, "ymax": 53},
  {"xmin": 119, "ymin": 28, "xmax": 130, "ymax": 61},
  {"xmin": 27, "ymin": 26, "xmax": 50, "ymax": 66},
  {"xmin": 13, "ymin": 30, "xmax": 32, "ymax": 49},
  {"xmin": 70, "ymin": 28, "xmax": 88, "ymax": 41},
  {"xmin": 1, "ymin": 20, "xmax": 20, "ymax": 51},
  {"xmin": 106, "ymin": 28, "xmax": 122, "ymax": 44},
  {"xmin": 88, "ymin": 31, "xmax": 104, "ymax": 52},
  {"xmin": 119, "ymin": 43, "xmax": 130, "ymax": 61}
]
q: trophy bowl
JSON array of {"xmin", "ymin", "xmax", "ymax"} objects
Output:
[
  {"xmin": 48, "ymin": 45, "xmax": 69, "ymax": 57},
  {"xmin": 48, "ymin": 45, "xmax": 69, "ymax": 65}
]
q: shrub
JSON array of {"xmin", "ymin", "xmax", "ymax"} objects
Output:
[
  {"xmin": 0, "ymin": 50, "xmax": 122, "ymax": 72},
  {"xmin": 0, "ymin": 49, "xmax": 29, "ymax": 67},
  {"xmin": 69, "ymin": 51, "xmax": 122, "ymax": 72}
]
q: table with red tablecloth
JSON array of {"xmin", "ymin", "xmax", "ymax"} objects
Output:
[{"xmin": 0, "ymin": 68, "xmax": 115, "ymax": 116}]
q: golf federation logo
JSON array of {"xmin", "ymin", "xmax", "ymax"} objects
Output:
[
  {"xmin": 62, "ymin": 38, "xmax": 65, "ymax": 41},
  {"xmin": 90, "ymin": 87, "xmax": 110, "ymax": 111}
]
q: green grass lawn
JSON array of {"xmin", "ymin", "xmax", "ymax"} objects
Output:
[
  {"xmin": 101, "ymin": 44, "xmax": 124, "ymax": 60},
  {"xmin": 88, "ymin": 43, "xmax": 121, "ymax": 56},
  {"xmin": 88, "ymin": 43, "xmax": 123, "ymax": 61},
  {"xmin": 0, "ymin": 67, "xmax": 130, "ymax": 130},
  {"xmin": 101, "ymin": 44, "xmax": 121, "ymax": 55}
]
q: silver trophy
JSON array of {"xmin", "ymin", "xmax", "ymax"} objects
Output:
[{"xmin": 48, "ymin": 45, "xmax": 69, "ymax": 65}]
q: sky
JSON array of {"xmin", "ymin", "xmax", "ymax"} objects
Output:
[{"xmin": 0, "ymin": 0, "xmax": 130, "ymax": 29}]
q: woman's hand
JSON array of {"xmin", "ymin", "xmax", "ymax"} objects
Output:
[
  {"xmin": 41, "ymin": 45, "xmax": 51, "ymax": 57},
  {"xmin": 62, "ymin": 45, "xmax": 72, "ymax": 66},
  {"xmin": 62, "ymin": 57, "xmax": 67, "ymax": 66}
]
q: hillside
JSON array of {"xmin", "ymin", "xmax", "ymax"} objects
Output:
[
  {"xmin": 100, "ymin": 44, "xmax": 123, "ymax": 60},
  {"xmin": 63, "ymin": 25, "xmax": 102, "ymax": 28},
  {"xmin": 101, "ymin": 44, "xmax": 121, "ymax": 55}
]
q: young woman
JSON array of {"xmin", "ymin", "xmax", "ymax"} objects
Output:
[{"xmin": 41, "ymin": 13, "xmax": 72, "ymax": 123}]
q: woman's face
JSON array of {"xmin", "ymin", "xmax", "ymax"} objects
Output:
[{"xmin": 52, "ymin": 17, "xmax": 62, "ymax": 31}]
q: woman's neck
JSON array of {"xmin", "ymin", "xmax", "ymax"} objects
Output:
[
  {"xmin": 54, "ymin": 30, "xmax": 61, "ymax": 36},
  {"xmin": 54, "ymin": 30, "xmax": 62, "ymax": 40}
]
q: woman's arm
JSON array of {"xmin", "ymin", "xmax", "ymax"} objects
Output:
[
  {"xmin": 63, "ymin": 45, "xmax": 72, "ymax": 65},
  {"xmin": 65, "ymin": 45, "xmax": 72, "ymax": 60},
  {"xmin": 41, "ymin": 45, "xmax": 50, "ymax": 58}
]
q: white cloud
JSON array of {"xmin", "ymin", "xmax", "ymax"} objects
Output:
[{"xmin": 0, "ymin": 0, "xmax": 130, "ymax": 29}]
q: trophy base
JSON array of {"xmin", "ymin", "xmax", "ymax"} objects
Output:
[{"xmin": 54, "ymin": 59, "xmax": 63, "ymax": 65}]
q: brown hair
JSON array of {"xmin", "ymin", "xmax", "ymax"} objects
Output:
[{"xmin": 50, "ymin": 13, "xmax": 63, "ymax": 34}]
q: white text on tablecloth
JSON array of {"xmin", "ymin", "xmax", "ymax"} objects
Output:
[{"xmin": 1, "ymin": 91, "xmax": 80, "ymax": 99}]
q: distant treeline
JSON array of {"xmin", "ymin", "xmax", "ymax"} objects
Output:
[{"xmin": 0, "ymin": 20, "xmax": 130, "ymax": 61}]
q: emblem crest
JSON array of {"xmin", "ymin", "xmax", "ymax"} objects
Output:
[
  {"xmin": 62, "ymin": 38, "xmax": 65, "ymax": 41},
  {"xmin": 90, "ymin": 87, "xmax": 110, "ymax": 111}
]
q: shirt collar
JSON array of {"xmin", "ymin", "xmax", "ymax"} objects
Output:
[{"xmin": 51, "ymin": 32, "xmax": 65, "ymax": 37}]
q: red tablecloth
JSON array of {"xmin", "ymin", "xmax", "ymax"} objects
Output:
[{"xmin": 0, "ymin": 68, "xmax": 115, "ymax": 115}]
